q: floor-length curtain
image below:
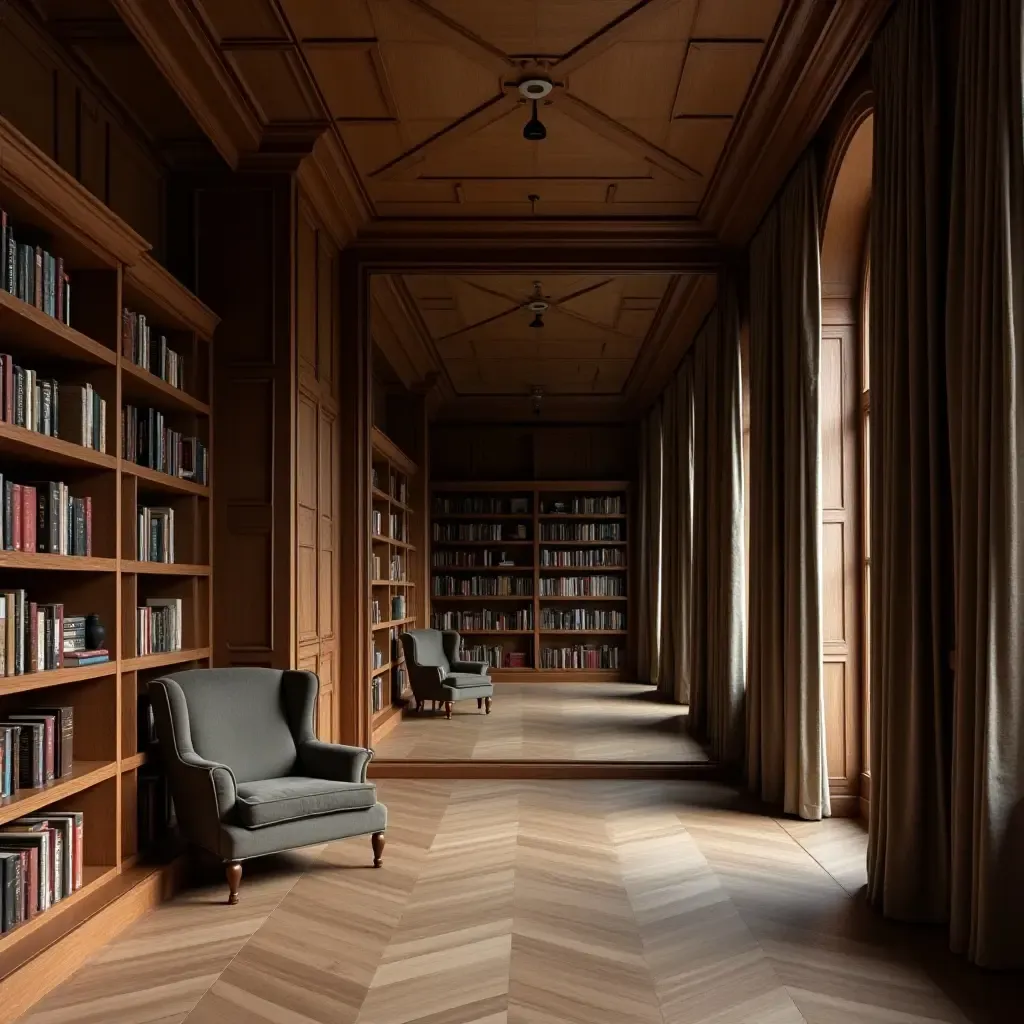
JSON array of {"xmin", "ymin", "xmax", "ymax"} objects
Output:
[
  {"xmin": 661, "ymin": 358, "xmax": 694, "ymax": 702},
  {"xmin": 690, "ymin": 281, "xmax": 746, "ymax": 761},
  {"xmin": 636, "ymin": 403, "xmax": 663, "ymax": 685},
  {"xmin": 866, "ymin": 0, "xmax": 953, "ymax": 924},
  {"xmin": 746, "ymin": 151, "xmax": 830, "ymax": 820},
  {"xmin": 946, "ymin": 0, "xmax": 1024, "ymax": 969}
]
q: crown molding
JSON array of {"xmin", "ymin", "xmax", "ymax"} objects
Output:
[
  {"xmin": 701, "ymin": 0, "xmax": 893, "ymax": 247},
  {"xmin": 296, "ymin": 130, "xmax": 373, "ymax": 248}
]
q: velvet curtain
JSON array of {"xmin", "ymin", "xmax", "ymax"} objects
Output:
[
  {"xmin": 946, "ymin": 0, "xmax": 1024, "ymax": 969},
  {"xmin": 689, "ymin": 281, "xmax": 746, "ymax": 761},
  {"xmin": 866, "ymin": 0, "xmax": 954, "ymax": 926},
  {"xmin": 746, "ymin": 152, "xmax": 830, "ymax": 821},
  {"xmin": 636, "ymin": 403, "xmax": 663, "ymax": 686}
]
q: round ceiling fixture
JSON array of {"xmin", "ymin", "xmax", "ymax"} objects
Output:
[
  {"xmin": 527, "ymin": 282, "xmax": 548, "ymax": 327},
  {"xmin": 518, "ymin": 78, "xmax": 553, "ymax": 100}
]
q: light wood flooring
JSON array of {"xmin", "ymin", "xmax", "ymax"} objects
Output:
[
  {"xmin": 18, "ymin": 780, "xmax": 1020, "ymax": 1024},
  {"xmin": 374, "ymin": 683, "xmax": 709, "ymax": 762}
]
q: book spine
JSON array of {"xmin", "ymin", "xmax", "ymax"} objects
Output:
[
  {"xmin": 60, "ymin": 709, "xmax": 72, "ymax": 777},
  {"xmin": 12, "ymin": 484, "xmax": 21, "ymax": 551},
  {"xmin": 22, "ymin": 485, "xmax": 35, "ymax": 553}
]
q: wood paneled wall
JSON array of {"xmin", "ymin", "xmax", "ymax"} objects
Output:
[
  {"xmin": 431, "ymin": 423, "xmax": 638, "ymax": 482},
  {"xmin": 196, "ymin": 175, "xmax": 341, "ymax": 740},
  {"xmin": 0, "ymin": 0, "xmax": 165, "ymax": 257}
]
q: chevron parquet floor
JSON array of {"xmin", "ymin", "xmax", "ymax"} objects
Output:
[
  {"xmin": 19, "ymin": 781, "xmax": 1021, "ymax": 1024},
  {"xmin": 373, "ymin": 684, "xmax": 709, "ymax": 762}
]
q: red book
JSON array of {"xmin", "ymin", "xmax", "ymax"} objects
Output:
[
  {"xmin": 21, "ymin": 485, "xmax": 35, "ymax": 553},
  {"xmin": 24, "ymin": 847, "xmax": 38, "ymax": 919},
  {"xmin": 12, "ymin": 483, "xmax": 21, "ymax": 550},
  {"xmin": 84, "ymin": 496, "xmax": 92, "ymax": 556}
]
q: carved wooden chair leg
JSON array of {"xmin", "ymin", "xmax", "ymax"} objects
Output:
[
  {"xmin": 226, "ymin": 861, "xmax": 242, "ymax": 905},
  {"xmin": 444, "ymin": 701, "xmax": 453, "ymax": 720},
  {"xmin": 372, "ymin": 831, "xmax": 385, "ymax": 868},
  {"xmin": 485, "ymin": 697, "xmax": 493, "ymax": 714}
]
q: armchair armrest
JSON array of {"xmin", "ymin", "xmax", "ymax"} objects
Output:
[
  {"xmin": 171, "ymin": 750, "xmax": 237, "ymax": 820},
  {"xmin": 448, "ymin": 660, "xmax": 489, "ymax": 675},
  {"xmin": 299, "ymin": 741, "xmax": 374, "ymax": 783}
]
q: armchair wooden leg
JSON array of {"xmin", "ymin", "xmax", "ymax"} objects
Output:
[
  {"xmin": 372, "ymin": 832, "xmax": 385, "ymax": 868},
  {"xmin": 477, "ymin": 697, "xmax": 483, "ymax": 710},
  {"xmin": 226, "ymin": 861, "xmax": 242, "ymax": 905},
  {"xmin": 444, "ymin": 701, "xmax": 453, "ymax": 720},
  {"xmin": 415, "ymin": 699, "xmax": 423, "ymax": 712},
  {"xmin": 485, "ymin": 697, "xmax": 492, "ymax": 714}
]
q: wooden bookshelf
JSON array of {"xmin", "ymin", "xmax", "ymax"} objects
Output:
[
  {"xmin": 0, "ymin": 114, "xmax": 215, "ymax": 1002},
  {"xmin": 369, "ymin": 427, "xmax": 419, "ymax": 742},
  {"xmin": 429, "ymin": 482, "xmax": 631, "ymax": 681}
]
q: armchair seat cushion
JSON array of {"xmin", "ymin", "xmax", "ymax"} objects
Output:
[
  {"xmin": 446, "ymin": 671, "xmax": 493, "ymax": 688},
  {"xmin": 236, "ymin": 776, "xmax": 377, "ymax": 828}
]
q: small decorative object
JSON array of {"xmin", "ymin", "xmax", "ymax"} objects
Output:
[{"xmin": 85, "ymin": 613, "xmax": 106, "ymax": 651}]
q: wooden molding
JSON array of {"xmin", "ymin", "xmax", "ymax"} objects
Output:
[
  {"xmin": 0, "ymin": 114, "xmax": 149, "ymax": 266},
  {"xmin": 295, "ymin": 130, "xmax": 373, "ymax": 247},
  {"xmin": 123, "ymin": 253, "xmax": 219, "ymax": 337},
  {"xmin": 109, "ymin": 0, "xmax": 262, "ymax": 168},
  {"xmin": 701, "ymin": 0, "xmax": 893, "ymax": 245}
]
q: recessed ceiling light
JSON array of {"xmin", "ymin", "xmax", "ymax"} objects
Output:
[{"xmin": 518, "ymin": 78, "xmax": 553, "ymax": 100}]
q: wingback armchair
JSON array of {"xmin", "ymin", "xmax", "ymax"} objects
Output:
[
  {"xmin": 149, "ymin": 667, "xmax": 386, "ymax": 904},
  {"xmin": 399, "ymin": 629, "xmax": 493, "ymax": 719}
]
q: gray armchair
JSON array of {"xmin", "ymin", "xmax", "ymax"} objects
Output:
[
  {"xmin": 149, "ymin": 667, "xmax": 386, "ymax": 904},
  {"xmin": 399, "ymin": 629, "xmax": 493, "ymax": 719}
]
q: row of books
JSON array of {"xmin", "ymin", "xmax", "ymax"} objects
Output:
[
  {"xmin": 389, "ymin": 475, "xmax": 407, "ymax": 505},
  {"xmin": 138, "ymin": 505, "xmax": 175, "ymax": 562},
  {"xmin": 1, "ymin": 476, "xmax": 92, "ymax": 556},
  {"xmin": 430, "ymin": 609, "xmax": 533, "ymax": 631},
  {"xmin": 541, "ymin": 496, "xmax": 623, "ymax": 514},
  {"xmin": 538, "ymin": 575, "xmax": 626, "ymax": 597},
  {"xmin": 0, "ymin": 601, "xmax": 100, "ymax": 677},
  {"xmin": 0, "ymin": 361, "xmax": 106, "ymax": 452},
  {"xmin": 432, "ymin": 523, "xmax": 528, "ymax": 542},
  {"xmin": 0, "ymin": 706, "xmax": 74, "ymax": 794},
  {"xmin": 459, "ymin": 644, "xmax": 506, "ymax": 668},
  {"xmin": 540, "ymin": 548, "xmax": 625, "ymax": 567},
  {"xmin": 539, "ymin": 608, "xmax": 626, "ymax": 631},
  {"xmin": 371, "ymin": 510, "xmax": 383, "ymax": 536},
  {"xmin": 540, "ymin": 645, "xmax": 623, "ymax": 669},
  {"xmin": 540, "ymin": 523, "xmax": 622, "ymax": 541},
  {"xmin": 371, "ymin": 552, "xmax": 406, "ymax": 581},
  {"xmin": 136, "ymin": 597, "xmax": 182, "ymax": 656},
  {"xmin": 1, "ymin": 210, "xmax": 71, "ymax": 325},
  {"xmin": 122, "ymin": 309, "xmax": 184, "ymax": 389},
  {"xmin": 372, "ymin": 645, "xmax": 385, "ymax": 669},
  {"xmin": 388, "ymin": 513, "xmax": 404, "ymax": 541},
  {"xmin": 122, "ymin": 405, "xmax": 208, "ymax": 484},
  {"xmin": 370, "ymin": 675, "xmax": 386, "ymax": 715},
  {"xmin": 0, "ymin": 810, "xmax": 84, "ymax": 933},
  {"xmin": 431, "ymin": 550, "xmax": 530, "ymax": 567},
  {"xmin": 432, "ymin": 575, "xmax": 532, "ymax": 597},
  {"xmin": 432, "ymin": 496, "xmax": 529, "ymax": 515}
]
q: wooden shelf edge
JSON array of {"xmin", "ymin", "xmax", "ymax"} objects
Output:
[
  {"xmin": 371, "ymin": 703, "xmax": 403, "ymax": 744},
  {"xmin": 371, "ymin": 426, "xmax": 417, "ymax": 475},
  {"xmin": 121, "ymin": 561, "xmax": 211, "ymax": 576},
  {"xmin": 125, "ymin": 464, "xmax": 210, "ymax": 497},
  {"xmin": 122, "ymin": 648, "xmax": 211, "ymax": 671},
  {"xmin": 120, "ymin": 752, "xmax": 149, "ymax": 771},
  {"xmin": 371, "ymin": 617, "xmax": 415, "ymax": 632},
  {"xmin": 0, "ymin": 761, "xmax": 116, "ymax": 827},
  {"xmin": 123, "ymin": 255, "xmax": 219, "ymax": 339},
  {"xmin": 119, "ymin": 360, "xmax": 211, "ymax": 416},
  {"xmin": 0, "ymin": 422, "xmax": 116, "ymax": 470},
  {"xmin": 0, "ymin": 660, "xmax": 115, "ymax": 696},
  {"xmin": 0, "ymin": 552, "xmax": 116, "ymax": 572},
  {"xmin": 0, "ymin": 290, "xmax": 116, "ymax": 366},
  {"xmin": 371, "ymin": 662, "xmax": 391, "ymax": 677}
]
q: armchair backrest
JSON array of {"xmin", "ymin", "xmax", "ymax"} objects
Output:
[
  {"xmin": 400, "ymin": 629, "xmax": 450, "ymax": 673},
  {"xmin": 149, "ymin": 668, "xmax": 318, "ymax": 783},
  {"xmin": 442, "ymin": 630, "xmax": 463, "ymax": 664}
]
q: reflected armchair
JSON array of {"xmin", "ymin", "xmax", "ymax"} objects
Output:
[{"xmin": 399, "ymin": 628, "xmax": 494, "ymax": 719}]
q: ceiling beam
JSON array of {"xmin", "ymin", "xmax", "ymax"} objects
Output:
[
  {"xmin": 557, "ymin": 93, "xmax": 702, "ymax": 182},
  {"xmin": 370, "ymin": 91, "xmax": 520, "ymax": 180},
  {"xmin": 396, "ymin": 0, "xmax": 514, "ymax": 77}
]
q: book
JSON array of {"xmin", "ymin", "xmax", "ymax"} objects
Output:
[
  {"xmin": 0, "ymin": 851, "xmax": 20, "ymax": 932},
  {"xmin": 23, "ymin": 706, "xmax": 72, "ymax": 777},
  {"xmin": 0, "ymin": 830, "xmax": 49, "ymax": 912},
  {"xmin": 18, "ymin": 817, "xmax": 72, "ymax": 900},
  {"xmin": 41, "ymin": 812, "xmax": 82, "ymax": 892}
]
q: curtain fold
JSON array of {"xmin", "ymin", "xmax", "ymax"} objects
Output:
[
  {"xmin": 658, "ymin": 374, "xmax": 681, "ymax": 697},
  {"xmin": 636, "ymin": 403, "xmax": 663, "ymax": 685},
  {"xmin": 746, "ymin": 152, "xmax": 830, "ymax": 820},
  {"xmin": 946, "ymin": 0, "xmax": 1024, "ymax": 969},
  {"xmin": 866, "ymin": 0, "xmax": 954, "ymax": 924}
]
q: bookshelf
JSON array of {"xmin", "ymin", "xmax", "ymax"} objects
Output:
[
  {"xmin": 0, "ymin": 114, "xmax": 215, "ymax": 995},
  {"xmin": 369, "ymin": 427, "xmax": 418, "ymax": 743},
  {"xmin": 430, "ymin": 481, "xmax": 631, "ymax": 681}
]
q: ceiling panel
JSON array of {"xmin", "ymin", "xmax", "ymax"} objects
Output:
[
  {"xmin": 673, "ymin": 41, "xmax": 764, "ymax": 117},
  {"xmin": 227, "ymin": 49, "xmax": 319, "ymax": 123},
  {"xmin": 276, "ymin": 0, "xmax": 377, "ymax": 39},
  {"xmin": 691, "ymin": 0, "xmax": 785, "ymax": 40},
  {"xmin": 304, "ymin": 44, "xmax": 394, "ymax": 120},
  {"xmin": 197, "ymin": 0, "xmax": 287, "ymax": 41},
  {"xmin": 396, "ymin": 273, "xmax": 681, "ymax": 396}
]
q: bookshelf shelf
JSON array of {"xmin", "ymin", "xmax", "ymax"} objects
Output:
[
  {"xmin": 0, "ymin": 760, "xmax": 116, "ymax": 827},
  {"xmin": 1, "ymin": 111, "xmax": 213, "ymax": 1011},
  {"xmin": 0, "ymin": 288, "xmax": 117, "ymax": 366},
  {"xmin": 0, "ymin": 552, "xmax": 116, "ymax": 572},
  {"xmin": 124, "ymin": 463, "xmax": 210, "ymax": 497},
  {"xmin": 122, "ymin": 647, "xmax": 211, "ymax": 672},
  {"xmin": 372, "ymin": 661, "xmax": 392, "ymax": 677},
  {"xmin": 122, "ymin": 561, "xmax": 211, "ymax": 576},
  {"xmin": 429, "ymin": 482, "xmax": 631, "ymax": 678},
  {"xmin": 119, "ymin": 359, "xmax": 210, "ymax": 416},
  {"xmin": 0, "ymin": 421, "xmax": 116, "ymax": 470}
]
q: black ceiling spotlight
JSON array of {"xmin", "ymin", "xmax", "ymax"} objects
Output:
[
  {"xmin": 527, "ymin": 281, "xmax": 548, "ymax": 328},
  {"xmin": 519, "ymin": 78, "xmax": 552, "ymax": 141}
]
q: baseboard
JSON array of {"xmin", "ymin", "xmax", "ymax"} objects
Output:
[
  {"xmin": 0, "ymin": 857, "xmax": 184, "ymax": 1024},
  {"xmin": 369, "ymin": 759, "xmax": 724, "ymax": 780},
  {"xmin": 829, "ymin": 793, "xmax": 861, "ymax": 817},
  {"xmin": 490, "ymin": 670, "xmax": 633, "ymax": 683}
]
